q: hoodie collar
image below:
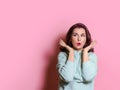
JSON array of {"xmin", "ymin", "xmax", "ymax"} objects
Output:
[{"xmin": 74, "ymin": 49, "xmax": 83, "ymax": 54}]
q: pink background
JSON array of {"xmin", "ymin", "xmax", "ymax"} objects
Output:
[{"xmin": 0, "ymin": 0, "xmax": 120, "ymax": 90}]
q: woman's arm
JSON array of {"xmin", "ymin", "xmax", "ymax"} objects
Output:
[
  {"xmin": 81, "ymin": 41, "xmax": 98, "ymax": 82},
  {"xmin": 57, "ymin": 39, "xmax": 75, "ymax": 83},
  {"xmin": 66, "ymin": 45, "xmax": 74, "ymax": 62},
  {"xmin": 82, "ymin": 40, "xmax": 97, "ymax": 62},
  {"xmin": 82, "ymin": 50, "xmax": 89, "ymax": 62},
  {"xmin": 82, "ymin": 51, "xmax": 98, "ymax": 82},
  {"xmin": 57, "ymin": 51, "xmax": 75, "ymax": 83}
]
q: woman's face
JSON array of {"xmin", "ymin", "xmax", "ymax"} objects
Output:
[{"xmin": 71, "ymin": 28, "xmax": 86, "ymax": 50}]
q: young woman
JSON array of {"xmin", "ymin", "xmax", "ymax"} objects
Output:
[{"xmin": 56, "ymin": 23, "xmax": 98, "ymax": 90}]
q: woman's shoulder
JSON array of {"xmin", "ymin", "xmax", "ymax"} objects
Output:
[
  {"xmin": 58, "ymin": 51, "xmax": 68, "ymax": 57},
  {"xmin": 88, "ymin": 51, "xmax": 97, "ymax": 58}
]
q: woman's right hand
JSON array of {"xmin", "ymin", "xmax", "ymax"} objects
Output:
[{"xmin": 59, "ymin": 39, "xmax": 74, "ymax": 52}]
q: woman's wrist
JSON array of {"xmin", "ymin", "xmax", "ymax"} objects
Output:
[
  {"xmin": 69, "ymin": 50, "xmax": 74, "ymax": 54},
  {"xmin": 83, "ymin": 49, "xmax": 88, "ymax": 53},
  {"xmin": 65, "ymin": 45, "xmax": 74, "ymax": 52},
  {"xmin": 68, "ymin": 50, "xmax": 74, "ymax": 62}
]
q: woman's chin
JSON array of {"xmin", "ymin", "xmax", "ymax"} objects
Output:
[
  {"xmin": 73, "ymin": 45, "xmax": 83, "ymax": 50},
  {"xmin": 74, "ymin": 47, "xmax": 82, "ymax": 50}
]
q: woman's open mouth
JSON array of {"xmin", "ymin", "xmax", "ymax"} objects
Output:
[{"xmin": 77, "ymin": 43, "xmax": 81, "ymax": 46}]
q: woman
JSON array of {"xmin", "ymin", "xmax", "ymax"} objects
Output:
[{"xmin": 56, "ymin": 23, "xmax": 98, "ymax": 90}]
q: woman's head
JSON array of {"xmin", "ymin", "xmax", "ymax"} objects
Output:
[{"xmin": 60, "ymin": 23, "xmax": 94, "ymax": 52}]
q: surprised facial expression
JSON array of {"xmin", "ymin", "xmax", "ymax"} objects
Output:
[{"xmin": 71, "ymin": 28, "xmax": 86, "ymax": 50}]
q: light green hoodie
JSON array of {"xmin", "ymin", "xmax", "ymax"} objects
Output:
[{"xmin": 56, "ymin": 50, "xmax": 98, "ymax": 90}]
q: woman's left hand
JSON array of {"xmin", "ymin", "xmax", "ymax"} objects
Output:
[{"xmin": 83, "ymin": 40, "xmax": 97, "ymax": 52}]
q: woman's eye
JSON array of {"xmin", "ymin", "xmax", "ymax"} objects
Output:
[
  {"xmin": 81, "ymin": 34, "xmax": 85, "ymax": 37},
  {"xmin": 73, "ymin": 34, "xmax": 77, "ymax": 36}
]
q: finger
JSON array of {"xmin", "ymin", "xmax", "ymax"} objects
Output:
[
  {"xmin": 91, "ymin": 40, "xmax": 97, "ymax": 48},
  {"xmin": 93, "ymin": 40, "xmax": 97, "ymax": 45},
  {"xmin": 59, "ymin": 40, "xmax": 65, "ymax": 47},
  {"xmin": 93, "ymin": 40, "xmax": 97, "ymax": 44},
  {"xmin": 59, "ymin": 39, "xmax": 63, "ymax": 45}
]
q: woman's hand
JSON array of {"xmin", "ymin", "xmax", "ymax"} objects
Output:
[
  {"xmin": 82, "ymin": 40, "xmax": 97, "ymax": 62},
  {"xmin": 59, "ymin": 39, "xmax": 74, "ymax": 52},
  {"xmin": 83, "ymin": 40, "xmax": 97, "ymax": 52}
]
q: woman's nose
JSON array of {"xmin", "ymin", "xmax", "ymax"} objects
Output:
[{"xmin": 77, "ymin": 37, "xmax": 81, "ymax": 41}]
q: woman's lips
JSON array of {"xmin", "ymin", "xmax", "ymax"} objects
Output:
[{"xmin": 77, "ymin": 43, "xmax": 81, "ymax": 46}]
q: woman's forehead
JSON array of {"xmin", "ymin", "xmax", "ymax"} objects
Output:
[{"xmin": 73, "ymin": 28, "xmax": 86, "ymax": 34}]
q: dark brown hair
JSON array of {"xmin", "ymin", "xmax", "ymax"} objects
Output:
[{"xmin": 60, "ymin": 23, "xmax": 94, "ymax": 53}]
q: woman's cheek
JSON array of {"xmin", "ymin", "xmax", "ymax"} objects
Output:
[{"xmin": 82, "ymin": 40, "xmax": 86, "ymax": 46}]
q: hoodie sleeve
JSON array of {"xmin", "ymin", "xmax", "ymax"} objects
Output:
[
  {"xmin": 56, "ymin": 52, "xmax": 75, "ymax": 83},
  {"xmin": 81, "ymin": 52, "xmax": 98, "ymax": 82}
]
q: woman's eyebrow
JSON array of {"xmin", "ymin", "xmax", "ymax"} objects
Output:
[
  {"xmin": 73, "ymin": 32, "xmax": 85, "ymax": 35},
  {"xmin": 73, "ymin": 32, "xmax": 78, "ymax": 34},
  {"xmin": 81, "ymin": 33, "xmax": 86, "ymax": 35}
]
